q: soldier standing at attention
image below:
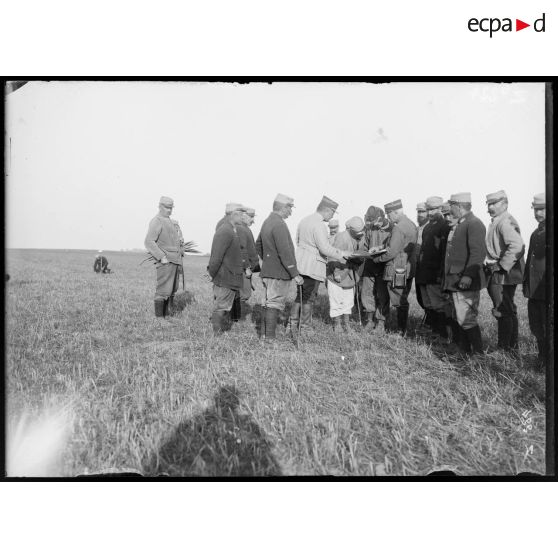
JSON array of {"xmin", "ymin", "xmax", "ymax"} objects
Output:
[
  {"xmin": 328, "ymin": 219, "xmax": 339, "ymax": 244},
  {"xmin": 371, "ymin": 199, "xmax": 417, "ymax": 335},
  {"xmin": 293, "ymin": 196, "xmax": 353, "ymax": 332},
  {"xmin": 256, "ymin": 194, "xmax": 304, "ymax": 340},
  {"xmin": 484, "ymin": 190, "xmax": 525, "ymax": 353},
  {"xmin": 326, "ymin": 217, "xmax": 366, "ymax": 332},
  {"xmin": 144, "ymin": 196, "xmax": 183, "ymax": 322},
  {"xmin": 207, "ymin": 203, "xmax": 246, "ymax": 334},
  {"xmin": 442, "ymin": 192, "xmax": 486, "ymax": 354},
  {"xmin": 360, "ymin": 206, "xmax": 391, "ymax": 332},
  {"xmin": 523, "ymin": 193, "xmax": 547, "ymax": 368}
]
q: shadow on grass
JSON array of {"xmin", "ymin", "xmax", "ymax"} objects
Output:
[
  {"xmin": 173, "ymin": 290, "xmax": 196, "ymax": 313},
  {"xmin": 144, "ymin": 385, "xmax": 282, "ymax": 477}
]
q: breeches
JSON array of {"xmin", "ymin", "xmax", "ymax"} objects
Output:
[
  {"xmin": 155, "ymin": 263, "xmax": 180, "ymax": 300},
  {"xmin": 527, "ymin": 299, "xmax": 546, "ymax": 341},
  {"xmin": 487, "ymin": 282, "xmax": 518, "ymax": 319},
  {"xmin": 451, "ymin": 290, "xmax": 480, "ymax": 330},
  {"xmin": 240, "ymin": 275, "xmax": 252, "ymax": 302},
  {"xmin": 420, "ymin": 283, "xmax": 449, "ymax": 312},
  {"xmin": 296, "ymin": 275, "xmax": 321, "ymax": 304},
  {"xmin": 328, "ymin": 282, "xmax": 354, "ymax": 317},
  {"xmin": 361, "ymin": 275, "xmax": 390, "ymax": 320},
  {"xmin": 212, "ymin": 285, "xmax": 238, "ymax": 312},
  {"xmin": 262, "ymin": 278, "xmax": 291, "ymax": 311}
]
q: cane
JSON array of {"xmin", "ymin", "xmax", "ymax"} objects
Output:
[
  {"xmin": 353, "ymin": 269, "xmax": 362, "ymax": 327},
  {"xmin": 297, "ymin": 284, "xmax": 303, "ymax": 338}
]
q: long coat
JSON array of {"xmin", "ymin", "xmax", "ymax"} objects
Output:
[
  {"xmin": 485, "ymin": 210, "xmax": 525, "ymax": 285},
  {"xmin": 296, "ymin": 213, "xmax": 345, "ymax": 281},
  {"xmin": 415, "ymin": 214, "xmax": 450, "ymax": 285},
  {"xmin": 145, "ymin": 214, "xmax": 183, "ymax": 265},
  {"xmin": 523, "ymin": 222, "xmax": 546, "ymax": 300},
  {"xmin": 442, "ymin": 211, "xmax": 487, "ymax": 292},
  {"xmin": 326, "ymin": 230, "xmax": 363, "ymax": 288},
  {"xmin": 208, "ymin": 222, "xmax": 244, "ymax": 290},
  {"xmin": 374, "ymin": 214, "xmax": 417, "ymax": 281},
  {"xmin": 256, "ymin": 212, "xmax": 299, "ymax": 281}
]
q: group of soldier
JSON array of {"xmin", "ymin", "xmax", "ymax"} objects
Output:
[{"xmin": 144, "ymin": 190, "xmax": 547, "ymax": 366}]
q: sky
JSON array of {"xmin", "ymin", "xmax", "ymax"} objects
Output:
[{"xmin": 5, "ymin": 81, "xmax": 546, "ymax": 253}]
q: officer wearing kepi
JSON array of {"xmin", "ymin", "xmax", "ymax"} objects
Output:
[
  {"xmin": 144, "ymin": 196, "xmax": 183, "ymax": 323},
  {"xmin": 523, "ymin": 193, "xmax": 547, "ymax": 367},
  {"xmin": 484, "ymin": 189, "xmax": 525, "ymax": 353},
  {"xmin": 256, "ymin": 194, "xmax": 304, "ymax": 340}
]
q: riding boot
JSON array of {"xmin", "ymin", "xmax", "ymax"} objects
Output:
[
  {"xmin": 264, "ymin": 307, "xmax": 278, "ymax": 339},
  {"xmin": 230, "ymin": 296, "xmax": 241, "ymax": 322},
  {"xmin": 301, "ymin": 303, "xmax": 312, "ymax": 330},
  {"xmin": 465, "ymin": 325, "xmax": 483, "ymax": 354},
  {"xmin": 154, "ymin": 299, "xmax": 165, "ymax": 318},
  {"xmin": 437, "ymin": 312, "xmax": 449, "ymax": 340},
  {"xmin": 424, "ymin": 308, "xmax": 433, "ymax": 329},
  {"xmin": 342, "ymin": 314, "xmax": 350, "ymax": 332},
  {"xmin": 363, "ymin": 312, "xmax": 375, "ymax": 332},
  {"xmin": 396, "ymin": 307, "xmax": 408, "ymax": 336},
  {"xmin": 211, "ymin": 310, "xmax": 227, "ymax": 334},
  {"xmin": 290, "ymin": 302, "xmax": 301, "ymax": 329},
  {"xmin": 510, "ymin": 314, "xmax": 519, "ymax": 351},
  {"xmin": 450, "ymin": 318, "xmax": 461, "ymax": 346}
]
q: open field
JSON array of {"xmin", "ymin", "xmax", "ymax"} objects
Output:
[{"xmin": 5, "ymin": 249, "xmax": 546, "ymax": 476}]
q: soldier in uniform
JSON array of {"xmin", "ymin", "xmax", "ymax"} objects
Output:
[
  {"xmin": 144, "ymin": 196, "xmax": 183, "ymax": 322},
  {"xmin": 328, "ymin": 219, "xmax": 339, "ymax": 244},
  {"xmin": 443, "ymin": 192, "xmax": 486, "ymax": 354},
  {"xmin": 93, "ymin": 251, "xmax": 110, "ymax": 273},
  {"xmin": 371, "ymin": 199, "xmax": 417, "ymax": 335},
  {"xmin": 523, "ymin": 193, "xmax": 547, "ymax": 367},
  {"xmin": 326, "ymin": 217, "xmax": 366, "ymax": 332},
  {"xmin": 484, "ymin": 190, "xmax": 525, "ymax": 353},
  {"xmin": 361, "ymin": 206, "xmax": 391, "ymax": 332},
  {"xmin": 256, "ymin": 194, "xmax": 304, "ymax": 339},
  {"xmin": 207, "ymin": 203, "xmax": 246, "ymax": 334},
  {"xmin": 415, "ymin": 202, "xmax": 429, "ymax": 324},
  {"xmin": 293, "ymin": 196, "xmax": 353, "ymax": 331},
  {"xmin": 415, "ymin": 196, "xmax": 451, "ymax": 342},
  {"xmin": 238, "ymin": 207, "xmax": 260, "ymax": 310}
]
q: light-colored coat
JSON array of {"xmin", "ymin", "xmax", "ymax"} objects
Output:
[
  {"xmin": 296, "ymin": 212, "xmax": 345, "ymax": 281},
  {"xmin": 145, "ymin": 214, "xmax": 182, "ymax": 265},
  {"xmin": 486, "ymin": 210, "xmax": 525, "ymax": 285}
]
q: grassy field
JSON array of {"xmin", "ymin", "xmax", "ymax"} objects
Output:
[{"xmin": 5, "ymin": 249, "xmax": 546, "ymax": 476}]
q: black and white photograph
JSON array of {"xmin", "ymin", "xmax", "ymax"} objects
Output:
[{"xmin": 4, "ymin": 80, "xmax": 553, "ymax": 477}]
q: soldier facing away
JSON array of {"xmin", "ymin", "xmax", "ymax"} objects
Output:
[{"xmin": 144, "ymin": 196, "xmax": 183, "ymax": 322}]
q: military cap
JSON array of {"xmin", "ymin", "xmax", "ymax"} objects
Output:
[
  {"xmin": 274, "ymin": 193, "xmax": 295, "ymax": 206},
  {"xmin": 345, "ymin": 216, "xmax": 365, "ymax": 232},
  {"xmin": 426, "ymin": 196, "xmax": 444, "ymax": 210},
  {"xmin": 486, "ymin": 190, "xmax": 508, "ymax": 204},
  {"xmin": 159, "ymin": 196, "xmax": 174, "ymax": 207},
  {"xmin": 245, "ymin": 207, "xmax": 256, "ymax": 217},
  {"xmin": 328, "ymin": 219, "xmax": 339, "ymax": 229},
  {"xmin": 416, "ymin": 202, "xmax": 427, "ymax": 211},
  {"xmin": 225, "ymin": 202, "xmax": 246, "ymax": 213},
  {"xmin": 319, "ymin": 195, "xmax": 339, "ymax": 212},
  {"xmin": 531, "ymin": 193, "xmax": 545, "ymax": 209},
  {"xmin": 384, "ymin": 199, "xmax": 403, "ymax": 212},
  {"xmin": 449, "ymin": 192, "xmax": 471, "ymax": 204},
  {"xmin": 441, "ymin": 203, "xmax": 451, "ymax": 215}
]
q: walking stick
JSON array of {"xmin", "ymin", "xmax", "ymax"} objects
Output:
[
  {"xmin": 353, "ymin": 269, "xmax": 362, "ymax": 327},
  {"xmin": 298, "ymin": 283, "xmax": 303, "ymax": 338}
]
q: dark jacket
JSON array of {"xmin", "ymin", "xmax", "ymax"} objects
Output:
[
  {"xmin": 374, "ymin": 214, "xmax": 417, "ymax": 281},
  {"xmin": 208, "ymin": 222, "xmax": 244, "ymax": 290},
  {"xmin": 523, "ymin": 222, "xmax": 546, "ymax": 300},
  {"xmin": 442, "ymin": 211, "xmax": 487, "ymax": 292},
  {"xmin": 415, "ymin": 214, "xmax": 450, "ymax": 285},
  {"xmin": 256, "ymin": 212, "xmax": 299, "ymax": 280},
  {"xmin": 238, "ymin": 224, "xmax": 259, "ymax": 271},
  {"xmin": 361, "ymin": 225, "xmax": 390, "ymax": 277}
]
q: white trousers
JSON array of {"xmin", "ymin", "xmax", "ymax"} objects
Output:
[{"xmin": 328, "ymin": 281, "xmax": 354, "ymax": 318}]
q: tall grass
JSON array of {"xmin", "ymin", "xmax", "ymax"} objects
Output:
[{"xmin": 5, "ymin": 249, "xmax": 546, "ymax": 476}]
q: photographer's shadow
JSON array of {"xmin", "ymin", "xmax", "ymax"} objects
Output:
[{"xmin": 145, "ymin": 385, "xmax": 282, "ymax": 477}]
